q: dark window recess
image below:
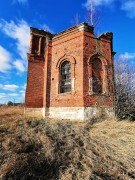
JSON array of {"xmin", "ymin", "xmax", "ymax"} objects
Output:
[
  {"xmin": 60, "ymin": 61, "xmax": 71, "ymax": 93},
  {"xmin": 32, "ymin": 36, "xmax": 40, "ymax": 54},
  {"xmin": 92, "ymin": 58, "xmax": 103, "ymax": 94},
  {"xmin": 41, "ymin": 37, "xmax": 45, "ymax": 55}
]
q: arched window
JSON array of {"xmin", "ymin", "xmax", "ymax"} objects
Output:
[
  {"xmin": 60, "ymin": 61, "xmax": 71, "ymax": 93},
  {"xmin": 91, "ymin": 58, "xmax": 103, "ymax": 94}
]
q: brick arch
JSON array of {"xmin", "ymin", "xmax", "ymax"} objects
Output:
[
  {"xmin": 89, "ymin": 53, "xmax": 107, "ymax": 66},
  {"xmin": 56, "ymin": 54, "xmax": 76, "ymax": 69},
  {"xmin": 88, "ymin": 53, "xmax": 108, "ymax": 95},
  {"xmin": 56, "ymin": 55, "xmax": 76, "ymax": 94}
]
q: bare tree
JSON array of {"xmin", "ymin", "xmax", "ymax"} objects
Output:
[
  {"xmin": 114, "ymin": 58, "xmax": 135, "ymax": 120},
  {"xmin": 71, "ymin": 13, "xmax": 80, "ymax": 26},
  {"xmin": 85, "ymin": 0, "xmax": 101, "ymax": 36}
]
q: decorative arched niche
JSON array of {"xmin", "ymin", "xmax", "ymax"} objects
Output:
[
  {"xmin": 89, "ymin": 53, "xmax": 108, "ymax": 95},
  {"xmin": 56, "ymin": 55, "xmax": 76, "ymax": 94}
]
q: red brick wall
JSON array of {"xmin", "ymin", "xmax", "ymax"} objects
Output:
[
  {"xmin": 25, "ymin": 55, "xmax": 45, "ymax": 108},
  {"xmin": 83, "ymin": 31, "xmax": 114, "ymax": 107},
  {"xmin": 43, "ymin": 41, "xmax": 52, "ymax": 108},
  {"xmin": 25, "ymin": 24, "xmax": 115, "ymax": 110},
  {"xmin": 50, "ymin": 29, "xmax": 84, "ymax": 107}
]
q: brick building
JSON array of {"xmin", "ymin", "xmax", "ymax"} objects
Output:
[{"xmin": 25, "ymin": 23, "xmax": 115, "ymax": 121}]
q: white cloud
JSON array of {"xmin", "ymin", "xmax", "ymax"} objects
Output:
[
  {"xmin": 17, "ymin": 0, "xmax": 27, "ymax": 3},
  {"xmin": 13, "ymin": 59, "xmax": 25, "ymax": 72},
  {"xmin": 40, "ymin": 24, "xmax": 54, "ymax": 33},
  {"xmin": 119, "ymin": 52, "xmax": 135, "ymax": 60},
  {"xmin": 20, "ymin": 83, "xmax": 26, "ymax": 98},
  {"xmin": 12, "ymin": 0, "xmax": 28, "ymax": 5},
  {"xmin": 0, "ymin": 19, "xmax": 30, "ymax": 73},
  {"xmin": 20, "ymin": 90, "xmax": 25, "ymax": 93},
  {"xmin": 0, "ymin": 46, "xmax": 12, "ymax": 73},
  {"xmin": 8, "ymin": 93, "xmax": 19, "ymax": 97},
  {"xmin": 22, "ymin": 83, "xmax": 26, "ymax": 89},
  {"xmin": 121, "ymin": 1, "xmax": 135, "ymax": 18},
  {"xmin": 0, "ymin": 83, "xmax": 26, "ymax": 103},
  {"xmin": 0, "ymin": 84, "xmax": 19, "ymax": 92},
  {"xmin": 0, "ymin": 93, "xmax": 7, "ymax": 99},
  {"xmin": 0, "ymin": 92, "xmax": 20, "ymax": 104},
  {"xmin": 0, "ymin": 19, "xmax": 30, "ymax": 60},
  {"xmin": 20, "ymin": 90, "xmax": 25, "ymax": 98},
  {"xmin": 84, "ymin": 0, "xmax": 135, "ymax": 18},
  {"xmin": 84, "ymin": 0, "xmax": 115, "ymax": 9}
]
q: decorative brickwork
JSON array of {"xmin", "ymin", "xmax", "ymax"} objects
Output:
[{"xmin": 25, "ymin": 23, "xmax": 115, "ymax": 120}]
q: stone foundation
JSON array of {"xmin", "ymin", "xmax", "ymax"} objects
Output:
[
  {"xmin": 25, "ymin": 107, "xmax": 114, "ymax": 121},
  {"xmin": 24, "ymin": 108, "xmax": 45, "ymax": 118},
  {"xmin": 84, "ymin": 107, "xmax": 114, "ymax": 120},
  {"xmin": 49, "ymin": 107, "xmax": 84, "ymax": 121}
]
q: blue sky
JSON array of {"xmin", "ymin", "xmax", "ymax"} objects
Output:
[{"xmin": 0, "ymin": 0, "xmax": 135, "ymax": 104}]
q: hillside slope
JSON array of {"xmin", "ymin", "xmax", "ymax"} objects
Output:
[
  {"xmin": 0, "ymin": 106, "xmax": 135, "ymax": 179},
  {"xmin": 90, "ymin": 119, "xmax": 135, "ymax": 178}
]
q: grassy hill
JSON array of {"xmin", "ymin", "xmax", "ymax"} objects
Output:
[{"xmin": 0, "ymin": 106, "xmax": 135, "ymax": 179}]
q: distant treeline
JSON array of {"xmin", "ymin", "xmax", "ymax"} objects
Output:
[{"xmin": 0, "ymin": 102, "xmax": 24, "ymax": 106}]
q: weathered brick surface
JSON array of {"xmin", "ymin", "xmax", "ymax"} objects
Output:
[
  {"xmin": 25, "ymin": 23, "xmax": 115, "ymax": 118},
  {"xmin": 83, "ymin": 31, "xmax": 114, "ymax": 107},
  {"xmin": 50, "ymin": 29, "xmax": 84, "ymax": 107},
  {"xmin": 25, "ymin": 56, "xmax": 45, "ymax": 108},
  {"xmin": 43, "ymin": 41, "xmax": 52, "ymax": 108}
]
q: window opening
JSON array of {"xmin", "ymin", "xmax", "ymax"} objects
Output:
[{"xmin": 60, "ymin": 61, "xmax": 71, "ymax": 93}]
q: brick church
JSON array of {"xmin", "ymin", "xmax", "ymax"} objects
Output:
[{"xmin": 25, "ymin": 23, "xmax": 115, "ymax": 121}]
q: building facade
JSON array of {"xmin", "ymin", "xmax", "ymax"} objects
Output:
[{"xmin": 25, "ymin": 23, "xmax": 115, "ymax": 121}]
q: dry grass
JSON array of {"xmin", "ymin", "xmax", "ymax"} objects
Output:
[
  {"xmin": 0, "ymin": 106, "xmax": 135, "ymax": 179},
  {"xmin": 0, "ymin": 106, "xmax": 24, "ymax": 116},
  {"xmin": 0, "ymin": 106, "xmax": 24, "ymax": 121},
  {"xmin": 90, "ymin": 119, "xmax": 135, "ymax": 176}
]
